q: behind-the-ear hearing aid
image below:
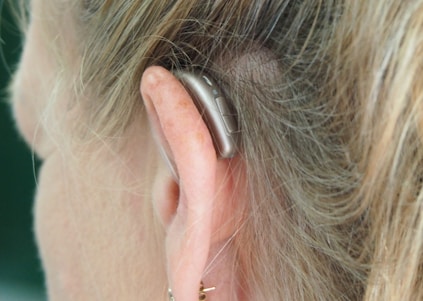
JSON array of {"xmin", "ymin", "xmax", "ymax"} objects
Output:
[
  {"xmin": 153, "ymin": 70, "xmax": 239, "ymax": 181},
  {"xmin": 176, "ymin": 70, "xmax": 239, "ymax": 158}
]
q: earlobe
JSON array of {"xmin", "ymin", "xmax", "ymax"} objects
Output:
[{"xmin": 140, "ymin": 66, "xmax": 244, "ymax": 301}]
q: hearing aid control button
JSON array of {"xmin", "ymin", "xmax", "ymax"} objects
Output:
[
  {"xmin": 202, "ymin": 75, "xmax": 213, "ymax": 87},
  {"xmin": 216, "ymin": 97, "xmax": 232, "ymax": 116},
  {"xmin": 222, "ymin": 115, "xmax": 238, "ymax": 134}
]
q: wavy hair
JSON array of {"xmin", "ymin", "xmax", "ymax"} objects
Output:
[{"xmin": 15, "ymin": 0, "xmax": 423, "ymax": 300}]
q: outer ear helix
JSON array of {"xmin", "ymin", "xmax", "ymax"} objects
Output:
[
  {"xmin": 175, "ymin": 70, "xmax": 239, "ymax": 159},
  {"xmin": 145, "ymin": 95, "xmax": 180, "ymax": 180}
]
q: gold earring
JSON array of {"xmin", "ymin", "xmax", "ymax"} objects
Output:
[
  {"xmin": 168, "ymin": 288, "xmax": 175, "ymax": 301},
  {"xmin": 168, "ymin": 282, "xmax": 216, "ymax": 301},
  {"xmin": 199, "ymin": 281, "xmax": 216, "ymax": 301}
]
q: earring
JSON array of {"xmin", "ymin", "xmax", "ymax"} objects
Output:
[
  {"xmin": 168, "ymin": 282, "xmax": 216, "ymax": 301},
  {"xmin": 199, "ymin": 281, "xmax": 216, "ymax": 300},
  {"xmin": 168, "ymin": 288, "xmax": 175, "ymax": 301}
]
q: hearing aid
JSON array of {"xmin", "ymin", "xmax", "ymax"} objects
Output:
[
  {"xmin": 154, "ymin": 70, "xmax": 239, "ymax": 181},
  {"xmin": 176, "ymin": 70, "xmax": 239, "ymax": 158}
]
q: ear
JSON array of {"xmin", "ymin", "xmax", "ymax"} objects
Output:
[{"xmin": 140, "ymin": 66, "xmax": 243, "ymax": 301}]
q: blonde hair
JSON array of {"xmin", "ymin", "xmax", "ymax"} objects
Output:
[{"xmin": 24, "ymin": 0, "xmax": 423, "ymax": 300}]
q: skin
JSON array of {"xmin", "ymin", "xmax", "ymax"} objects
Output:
[{"xmin": 12, "ymin": 1, "xmax": 166, "ymax": 300}]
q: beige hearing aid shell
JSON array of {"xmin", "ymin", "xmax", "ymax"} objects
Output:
[{"xmin": 176, "ymin": 71, "xmax": 239, "ymax": 158}]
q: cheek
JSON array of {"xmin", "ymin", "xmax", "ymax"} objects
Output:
[
  {"xmin": 34, "ymin": 140, "xmax": 167, "ymax": 300},
  {"xmin": 34, "ymin": 153, "xmax": 86, "ymax": 300}
]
